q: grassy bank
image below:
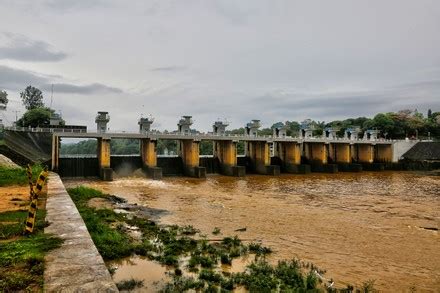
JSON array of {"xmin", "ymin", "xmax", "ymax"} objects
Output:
[
  {"xmin": 0, "ymin": 164, "xmax": 43, "ymax": 187},
  {"xmin": 0, "ymin": 205, "xmax": 62, "ymax": 291},
  {"xmin": 0, "ymin": 166, "xmax": 62, "ymax": 291},
  {"xmin": 69, "ymin": 186, "xmax": 366, "ymax": 292}
]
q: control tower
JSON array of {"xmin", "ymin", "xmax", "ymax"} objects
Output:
[
  {"xmin": 178, "ymin": 116, "xmax": 193, "ymax": 134},
  {"xmin": 324, "ymin": 127, "xmax": 338, "ymax": 140},
  {"xmin": 344, "ymin": 127, "xmax": 361, "ymax": 140},
  {"xmin": 363, "ymin": 129, "xmax": 379, "ymax": 141},
  {"xmin": 300, "ymin": 120, "xmax": 314, "ymax": 139},
  {"xmin": 213, "ymin": 120, "xmax": 229, "ymax": 135},
  {"xmin": 50, "ymin": 113, "xmax": 63, "ymax": 126},
  {"xmin": 273, "ymin": 123, "xmax": 288, "ymax": 138},
  {"xmin": 139, "ymin": 116, "xmax": 154, "ymax": 134},
  {"xmin": 96, "ymin": 111, "xmax": 110, "ymax": 133},
  {"xmin": 245, "ymin": 120, "xmax": 261, "ymax": 137}
]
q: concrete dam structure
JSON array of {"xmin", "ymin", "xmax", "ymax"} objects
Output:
[{"xmin": 45, "ymin": 112, "xmax": 398, "ymax": 181}]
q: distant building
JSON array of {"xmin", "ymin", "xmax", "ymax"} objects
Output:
[
  {"xmin": 177, "ymin": 116, "xmax": 193, "ymax": 134},
  {"xmin": 245, "ymin": 120, "xmax": 261, "ymax": 137},
  {"xmin": 50, "ymin": 113, "xmax": 63, "ymax": 126},
  {"xmin": 96, "ymin": 111, "xmax": 110, "ymax": 133}
]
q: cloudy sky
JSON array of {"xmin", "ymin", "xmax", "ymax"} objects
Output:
[{"xmin": 0, "ymin": 0, "xmax": 439, "ymax": 132}]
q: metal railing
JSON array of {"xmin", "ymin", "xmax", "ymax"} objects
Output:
[
  {"xmin": 5, "ymin": 126, "xmax": 87, "ymax": 133},
  {"xmin": 5, "ymin": 126, "xmax": 398, "ymax": 142}
]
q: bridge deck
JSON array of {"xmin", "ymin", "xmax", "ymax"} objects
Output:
[{"xmin": 53, "ymin": 132, "xmax": 392, "ymax": 144}]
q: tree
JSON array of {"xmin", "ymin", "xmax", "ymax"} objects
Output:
[
  {"xmin": 17, "ymin": 107, "xmax": 55, "ymax": 128},
  {"xmin": 372, "ymin": 113, "xmax": 395, "ymax": 136},
  {"xmin": 427, "ymin": 109, "xmax": 432, "ymax": 119},
  {"xmin": 0, "ymin": 90, "xmax": 8, "ymax": 109},
  {"xmin": 20, "ymin": 85, "xmax": 44, "ymax": 110}
]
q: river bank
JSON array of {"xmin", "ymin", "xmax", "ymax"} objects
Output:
[
  {"xmin": 65, "ymin": 171, "xmax": 440, "ymax": 291},
  {"xmin": 0, "ymin": 165, "xmax": 62, "ymax": 292}
]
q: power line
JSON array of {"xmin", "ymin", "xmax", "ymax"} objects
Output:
[{"xmin": 50, "ymin": 84, "xmax": 54, "ymax": 109}]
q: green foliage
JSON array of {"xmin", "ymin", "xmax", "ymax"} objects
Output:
[
  {"xmin": 17, "ymin": 107, "xmax": 59, "ymax": 128},
  {"xmin": 160, "ymin": 276, "xmax": 205, "ymax": 292},
  {"xmin": 61, "ymin": 139, "xmax": 140, "ymax": 155},
  {"xmin": 61, "ymin": 139, "xmax": 97, "ymax": 155},
  {"xmin": 248, "ymin": 242, "xmax": 272, "ymax": 256},
  {"xmin": 116, "ymin": 278, "xmax": 144, "ymax": 291},
  {"xmin": 0, "ymin": 90, "xmax": 8, "ymax": 109},
  {"xmin": 0, "ymin": 164, "xmax": 43, "ymax": 186},
  {"xmin": 212, "ymin": 227, "xmax": 221, "ymax": 235},
  {"xmin": 111, "ymin": 139, "xmax": 140, "ymax": 155},
  {"xmin": 157, "ymin": 139, "xmax": 178, "ymax": 155},
  {"xmin": 20, "ymin": 85, "xmax": 44, "ymax": 110},
  {"xmin": 200, "ymin": 140, "xmax": 213, "ymax": 155}
]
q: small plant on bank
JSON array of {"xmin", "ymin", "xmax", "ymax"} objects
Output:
[
  {"xmin": 212, "ymin": 227, "xmax": 221, "ymax": 235},
  {"xmin": 116, "ymin": 278, "xmax": 144, "ymax": 291}
]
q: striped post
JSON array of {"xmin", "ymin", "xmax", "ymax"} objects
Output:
[
  {"xmin": 24, "ymin": 168, "xmax": 49, "ymax": 234},
  {"xmin": 26, "ymin": 164, "xmax": 33, "ymax": 200}
]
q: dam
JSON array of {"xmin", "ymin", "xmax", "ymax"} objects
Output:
[
  {"xmin": 50, "ymin": 113, "xmax": 396, "ymax": 181},
  {"xmin": 5, "ymin": 111, "xmax": 431, "ymax": 182}
]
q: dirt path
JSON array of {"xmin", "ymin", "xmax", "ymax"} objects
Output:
[{"xmin": 0, "ymin": 186, "xmax": 29, "ymax": 213}]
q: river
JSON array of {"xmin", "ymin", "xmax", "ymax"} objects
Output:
[{"xmin": 64, "ymin": 171, "xmax": 440, "ymax": 291}]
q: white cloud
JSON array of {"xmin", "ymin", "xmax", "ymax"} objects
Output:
[{"xmin": 0, "ymin": 0, "xmax": 439, "ymax": 131}]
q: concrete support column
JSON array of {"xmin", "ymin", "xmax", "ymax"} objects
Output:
[
  {"xmin": 51, "ymin": 135, "xmax": 60, "ymax": 171},
  {"xmin": 333, "ymin": 143, "xmax": 351, "ymax": 163},
  {"xmin": 304, "ymin": 142, "xmax": 328, "ymax": 164},
  {"xmin": 140, "ymin": 138, "xmax": 162, "ymax": 179},
  {"xmin": 357, "ymin": 144, "xmax": 374, "ymax": 163},
  {"xmin": 277, "ymin": 142, "xmax": 301, "ymax": 173},
  {"xmin": 375, "ymin": 144, "xmax": 393, "ymax": 163},
  {"xmin": 214, "ymin": 140, "xmax": 245, "ymax": 176},
  {"xmin": 246, "ymin": 141, "xmax": 279, "ymax": 175},
  {"xmin": 180, "ymin": 140, "xmax": 206, "ymax": 178},
  {"xmin": 97, "ymin": 138, "xmax": 113, "ymax": 181}
]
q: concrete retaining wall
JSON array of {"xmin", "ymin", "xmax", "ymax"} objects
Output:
[
  {"xmin": 44, "ymin": 173, "xmax": 118, "ymax": 292},
  {"xmin": 392, "ymin": 140, "xmax": 418, "ymax": 162}
]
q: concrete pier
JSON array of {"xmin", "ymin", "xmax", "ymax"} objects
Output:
[
  {"xmin": 355, "ymin": 144, "xmax": 374, "ymax": 163},
  {"xmin": 375, "ymin": 144, "xmax": 393, "ymax": 163},
  {"xmin": 140, "ymin": 138, "xmax": 162, "ymax": 179},
  {"xmin": 275, "ymin": 142, "xmax": 303, "ymax": 173},
  {"xmin": 180, "ymin": 139, "xmax": 206, "ymax": 178},
  {"xmin": 97, "ymin": 138, "xmax": 113, "ymax": 181},
  {"xmin": 51, "ymin": 135, "xmax": 60, "ymax": 171},
  {"xmin": 214, "ymin": 140, "xmax": 245, "ymax": 176},
  {"xmin": 246, "ymin": 141, "xmax": 280, "ymax": 175},
  {"xmin": 328, "ymin": 143, "xmax": 351, "ymax": 163},
  {"xmin": 44, "ymin": 173, "xmax": 118, "ymax": 292},
  {"xmin": 304, "ymin": 142, "xmax": 328, "ymax": 164}
]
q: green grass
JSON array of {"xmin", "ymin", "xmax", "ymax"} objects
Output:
[
  {"xmin": 68, "ymin": 186, "xmax": 136, "ymax": 260},
  {"xmin": 0, "ymin": 164, "xmax": 44, "ymax": 186},
  {"xmin": 0, "ymin": 209, "xmax": 47, "ymax": 239},
  {"xmin": 0, "ymin": 234, "xmax": 62, "ymax": 291},
  {"xmin": 0, "ymin": 200, "xmax": 61, "ymax": 291}
]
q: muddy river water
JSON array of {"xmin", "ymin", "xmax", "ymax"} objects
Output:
[{"xmin": 64, "ymin": 172, "xmax": 440, "ymax": 291}]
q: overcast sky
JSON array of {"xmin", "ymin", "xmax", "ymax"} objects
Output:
[{"xmin": 0, "ymin": 0, "xmax": 439, "ymax": 132}]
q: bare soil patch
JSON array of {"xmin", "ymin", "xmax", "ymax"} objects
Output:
[{"xmin": 0, "ymin": 186, "xmax": 28, "ymax": 212}]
